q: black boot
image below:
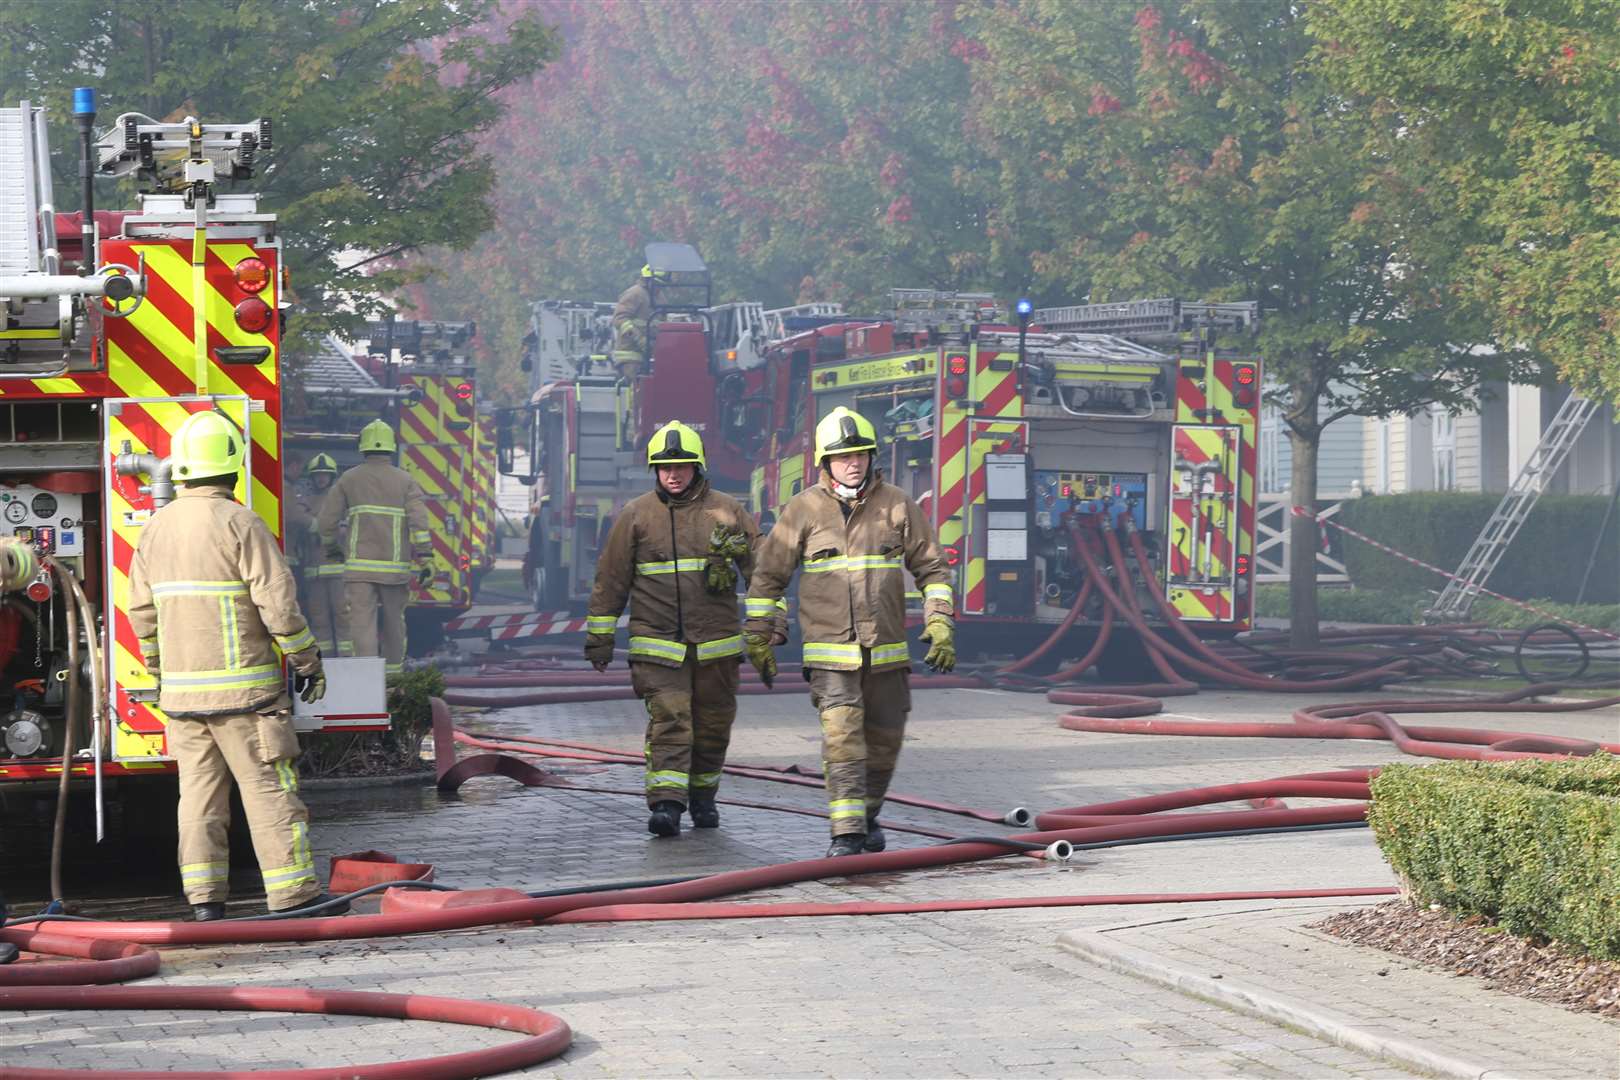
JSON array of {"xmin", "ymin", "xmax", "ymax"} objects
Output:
[
  {"xmin": 191, "ymin": 902, "xmax": 226, "ymax": 922},
  {"xmin": 276, "ymin": 893, "xmax": 351, "ymax": 919},
  {"xmin": 863, "ymin": 814, "xmax": 886, "ymax": 852},
  {"xmin": 688, "ymin": 796, "xmax": 720, "ymax": 829},
  {"xmin": 826, "ymin": 833, "xmax": 866, "ymax": 858},
  {"xmin": 647, "ymin": 801, "xmax": 683, "ymax": 838}
]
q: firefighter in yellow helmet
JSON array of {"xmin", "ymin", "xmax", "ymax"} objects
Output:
[
  {"xmin": 743, "ymin": 406, "xmax": 956, "ymax": 857},
  {"xmin": 128, "ymin": 410, "xmax": 341, "ymax": 920},
  {"xmin": 287, "ymin": 453, "xmax": 348, "ymax": 656},
  {"xmin": 584, "ymin": 421, "xmax": 760, "ymax": 836},
  {"xmin": 315, "ymin": 420, "xmax": 432, "ymax": 676},
  {"xmin": 610, "ymin": 264, "xmax": 668, "ymax": 379}
]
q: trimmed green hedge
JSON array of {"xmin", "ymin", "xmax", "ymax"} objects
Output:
[
  {"xmin": 1252, "ymin": 584, "xmax": 1620, "ymax": 631},
  {"xmin": 1335, "ymin": 493, "xmax": 1619, "ymax": 604},
  {"xmin": 1368, "ymin": 753, "xmax": 1620, "ymax": 959}
]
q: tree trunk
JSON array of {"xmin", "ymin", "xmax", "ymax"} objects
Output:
[{"xmin": 1287, "ymin": 426, "xmax": 1321, "ymax": 647}]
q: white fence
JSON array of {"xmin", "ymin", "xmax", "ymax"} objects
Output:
[{"xmin": 1255, "ymin": 493, "xmax": 1352, "ymax": 584}]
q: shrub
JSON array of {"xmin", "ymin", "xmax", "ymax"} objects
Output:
[
  {"xmin": 1335, "ymin": 493, "xmax": 1619, "ymax": 605},
  {"xmin": 1368, "ymin": 753, "xmax": 1620, "ymax": 960},
  {"xmin": 299, "ymin": 665, "xmax": 444, "ymax": 778}
]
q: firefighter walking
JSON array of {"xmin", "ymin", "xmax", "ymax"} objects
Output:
[
  {"xmin": 317, "ymin": 420, "xmax": 432, "ymax": 676},
  {"xmin": 289, "ymin": 453, "xmax": 348, "ymax": 656},
  {"xmin": 584, "ymin": 421, "xmax": 758, "ymax": 836},
  {"xmin": 744, "ymin": 407, "xmax": 956, "ymax": 857},
  {"xmin": 128, "ymin": 411, "xmax": 341, "ymax": 919}
]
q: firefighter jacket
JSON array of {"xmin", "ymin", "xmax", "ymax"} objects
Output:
[
  {"xmin": 285, "ymin": 485, "xmax": 342, "ymax": 583},
  {"xmin": 586, "ymin": 477, "xmax": 758, "ymax": 667},
  {"xmin": 128, "ymin": 486, "xmax": 321, "ymax": 718},
  {"xmin": 612, "ymin": 282, "xmax": 652, "ymax": 346},
  {"xmin": 316, "ymin": 458, "xmax": 431, "ymax": 585},
  {"xmin": 745, "ymin": 472, "xmax": 954, "ymax": 672}
]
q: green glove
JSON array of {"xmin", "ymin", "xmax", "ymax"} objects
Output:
[
  {"xmin": 584, "ymin": 633, "xmax": 615, "ymax": 672},
  {"xmin": 704, "ymin": 525, "xmax": 749, "ymax": 594},
  {"xmin": 920, "ymin": 615, "xmax": 955, "ymax": 673},
  {"xmin": 743, "ymin": 631, "xmax": 776, "ymax": 688},
  {"xmin": 293, "ymin": 651, "xmax": 326, "ymax": 704}
]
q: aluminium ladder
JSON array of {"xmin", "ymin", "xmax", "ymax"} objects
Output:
[{"xmin": 1426, "ymin": 391, "xmax": 1601, "ymax": 621}]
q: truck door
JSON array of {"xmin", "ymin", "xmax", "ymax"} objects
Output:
[{"xmin": 1165, "ymin": 423, "xmax": 1241, "ymax": 622}]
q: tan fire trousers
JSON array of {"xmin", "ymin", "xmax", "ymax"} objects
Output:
[
  {"xmin": 808, "ymin": 654, "xmax": 912, "ymax": 837},
  {"xmin": 345, "ymin": 580, "xmax": 408, "ymax": 675},
  {"xmin": 630, "ymin": 656, "xmax": 740, "ymax": 809},
  {"xmin": 306, "ymin": 571, "xmax": 349, "ymax": 656},
  {"xmin": 168, "ymin": 706, "xmax": 320, "ymax": 911}
]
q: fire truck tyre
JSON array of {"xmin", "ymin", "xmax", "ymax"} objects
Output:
[
  {"xmin": 0, "ymin": 985, "xmax": 573, "ymax": 1078},
  {"xmin": 1095, "ymin": 631, "xmax": 1160, "ymax": 684}
]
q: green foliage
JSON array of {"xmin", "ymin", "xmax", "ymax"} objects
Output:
[
  {"xmin": 0, "ymin": 0, "xmax": 558, "ymax": 348},
  {"xmin": 1368, "ymin": 754, "xmax": 1620, "ymax": 959},
  {"xmin": 299, "ymin": 665, "xmax": 443, "ymax": 778},
  {"xmin": 1310, "ymin": 0, "xmax": 1620, "ymax": 406},
  {"xmin": 1336, "ymin": 494, "xmax": 1620, "ymax": 604},
  {"xmin": 1253, "ymin": 584, "xmax": 1423, "ymax": 626}
]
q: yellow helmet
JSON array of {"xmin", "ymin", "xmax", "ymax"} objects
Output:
[
  {"xmin": 640, "ymin": 264, "xmax": 671, "ymax": 284},
  {"xmin": 303, "ymin": 452, "xmax": 338, "ymax": 477},
  {"xmin": 646, "ymin": 421, "xmax": 706, "ymax": 470},
  {"xmin": 170, "ymin": 410, "xmax": 246, "ymax": 482},
  {"xmin": 358, "ymin": 419, "xmax": 397, "ymax": 454},
  {"xmin": 815, "ymin": 406, "xmax": 878, "ymax": 465}
]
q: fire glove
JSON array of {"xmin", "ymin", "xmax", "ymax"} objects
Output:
[
  {"xmin": 414, "ymin": 559, "xmax": 435, "ymax": 588},
  {"xmin": 293, "ymin": 649, "xmax": 326, "ymax": 704},
  {"xmin": 743, "ymin": 631, "xmax": 776, "ymax": 688},
  {"xmin": 920, "ymin": 615, "xmax": 956, "ymax": 674},
  {"xmin": 324, "ymin": 542, "xmax": 345, "ymax": 563},
  {"xmin": 705, "ymin": 525, "xmax": 750, "ymax": 594},
  {"xmin": 584, "ymin": 633, "xmax": 615, "ymax": 672}
]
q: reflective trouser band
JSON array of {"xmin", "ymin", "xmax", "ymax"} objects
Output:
[
  {"xmin": 180, "ymin": 861, "xmax": 229, "ymax": 885},
  {"xmin": 586, "ymin": 615, "xmax": 619, "ymax": 634},
  {"xmin": 629, "ymin": 636, "xmax": 688, "ymax": 664},
  {"xmin": 274, "ymin": 758, "xmax": 299, "ymax": 794},
  {"xmin": 315, "ymin": 565, "xmax": 345, "ymax": 578},
  {"xmin": 636, "ymin": 558, "xmax": 707, "ymax": 576},
  {"xmin": 263, "ymin": 823, "xmax": 315, "ymax": 894},
  {"xmin": 691, "ymin": 771, "xmax": 722, "ymax": 789},
  {"xmin": 744, "ymin": 598, "xmax": 785, "ymax": 618},
  {"xmin": 159, "ymin": 664, "xmax": 282, "ymax": 693},
  {"xmin": 923, "ymin": 583, "xmax": 954, "ymax": 604},
  {"xmin": 646, "ymin": 769, "xmax": 688, "ymax": 791},
  {"xmin": 870, "ymin": 642, "xmax": 911, "ymax": 668},
  {"xmin": 803, "ymin": 557, "xmax": 902, "ymax": 573},
  {"xmin": 274, "ymin": 626, "xmax": 317, "ymax": 655},
  {"xmin": 345, "ymin": 558, "xmax": 410, "ymax": 573},
  {"xmin": 829, "ymin": 798, "xmax": 866, "ymax": 820},
  {"xmin": 695, "ymin": 635, "xmax": 742, "ymax": 662},
  {"xmin": 385, "ymin": 662, "xmax": 404, "ymax": 676},
  {"xmin": 802, "ymin": 642, "xmax": 863, "ymax": 669}
]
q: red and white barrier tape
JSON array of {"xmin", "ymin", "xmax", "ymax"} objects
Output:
[{"xmin": 1290, "ymin": 505, "xmax": 1618, "ymax": 641}]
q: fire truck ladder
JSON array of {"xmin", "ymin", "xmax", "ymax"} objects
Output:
[
  {"xmin": 1426, "ymin": 391, "xmax": 1601, "ymax": 622},
  {"xmin": 1034, "ymin": 297, "xmax": 1259, "ymax": 340}
]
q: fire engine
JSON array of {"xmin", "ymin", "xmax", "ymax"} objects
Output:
[
  {"xmin": 284, "ymin": 319, "xmax": 495, "ymax": 653},
  {"xmin": 738, "ymin": 291, "xmax": 1262, "ymax": 670},
  {"xmin": 0, "ymin": 91, "xmax": 384, "ymax": 835},
  {"xmin": 500, "ymin": 244, "xmax": 849, "ymax": 612}
]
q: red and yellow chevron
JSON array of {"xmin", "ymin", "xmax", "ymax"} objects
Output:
[{"xmin": 399, "ymin": 373, "xmax": 471, "ymax": 609}]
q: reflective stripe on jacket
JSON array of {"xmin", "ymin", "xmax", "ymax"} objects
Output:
[
  {"xmin": 745, "ymin": 471, "xmax": 953, "ymax": 672},
  {"xmin": 128, "ymin": 486, "xmax": 320, "ymax": 717},
  {"xmin": 586, "ymin": 478, "xmax": 759, "ymax": 667},
  {"xmin": 315, "ymin": 457, "xmax": 431, "ymax": 585}
]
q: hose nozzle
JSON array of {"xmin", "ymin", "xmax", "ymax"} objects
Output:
[
  {"xmin": 1003, "ymin": 807, "xmax": 1033, "ymax": 828},
  {"xmin": 1042, "ymin": 840, "xmax": 1075, "ymax": 862}
]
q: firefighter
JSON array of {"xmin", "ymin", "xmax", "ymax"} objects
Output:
[
  {"xmin": 610, "ymin": 265, "xmax": 664, "ymax": 379},
  {"xmin": 289, "ymin": 453, "xmax": 348, "ymax": 656},
  {"xmin": 583, "ymin": 421, "xmax": 759, "ymax": 837},
  {"xmin": 316, "ymin": 420, "xmax": 432, "ymax": 676},
  {"xmin": 743, "ymin": 406, "xmax": 956, "ymax": 857},
  {"xmin": 127, "ymin": 410, "xmax": 342, "ymax": 920}
]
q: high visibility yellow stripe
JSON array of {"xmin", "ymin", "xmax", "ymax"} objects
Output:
[
  {"xmin": 586, "ymin": 615, "xmax": 619, "ymax": 634},
  {"xmin": 645, "ymin": 770, "xmax": 689, "ymax": 789},
  {"xmin": 870, "ymin": 641, "xmax": 910, "ymax": 667},
  {"xmin": 695, "ymin": 635, "xmax": 742, "ymax": 661},
  {"xmin": 628, "ymin": 636, "xmax": 688, "ymax": 662}
]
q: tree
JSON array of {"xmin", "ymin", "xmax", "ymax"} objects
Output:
[
  {"xmin": 1310, "ymin": 0, "xmax": 1620, "ymax": 405},
  {"xmin": 0, "ymin": 0, "xmax": 558, "ymax": 345},
  {"xmin": 963, "ymin": 0, "xmax": 1522, "ymax": 643}
]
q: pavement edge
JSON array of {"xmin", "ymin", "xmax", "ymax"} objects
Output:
[{"xmin": 1056, "ymin": 926, "xmax": 1491, "ymax": 1080}]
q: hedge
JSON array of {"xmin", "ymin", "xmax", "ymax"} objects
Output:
[
  {"xmin": 1334, "ymin": 493, "xmax": 1619, "ymax": 605},
  {"xmin": 1368, "ymin": 753, "xmax": 1620, "ymax": 959},
  {"xmin": 1252, "ymin": 584, "xmax": 1620, "ymax": 632}
]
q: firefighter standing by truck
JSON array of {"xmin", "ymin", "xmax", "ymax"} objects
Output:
[
  {"xmin": 288, "ymin": 454, "xmax": 348, "ymax": 656},
  {"xmin": 610, "ymin": 265, "xmax": 663, "ymax": 379},
  {"xmin": 128, "ymin": 411, "xmax": 343, "ymax": 920},
  {"xmin": 317, "ymin": 420, "xmax": 432, "ymax": 676},
  {"xmin": 744, "ymin": 407, "xmax": 957, "ymax": 857},
  {"xmin": 584, "ymin": 422, "xmax": 760, "ymax": 837}
]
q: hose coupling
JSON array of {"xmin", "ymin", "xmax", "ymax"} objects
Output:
[
  {"xmin": 1002, "ymin": 807, "xmax": 1033, "ymax": 827},
  {"xmin": 1042, "ymin": 840, "xmax": 1075, "ymax": 862}
]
